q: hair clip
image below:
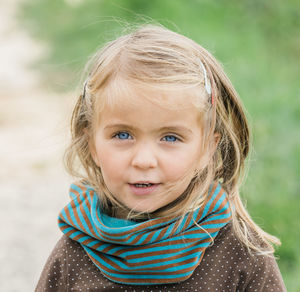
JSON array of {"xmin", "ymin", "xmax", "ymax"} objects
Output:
[{"xmin": 199, "ymin": 60, "xmax": 213, "ymax": 105}]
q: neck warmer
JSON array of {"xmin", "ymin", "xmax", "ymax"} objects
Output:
[{"xmin": 58, "ymin": 182, "xmax": 231, "ymax": 285}]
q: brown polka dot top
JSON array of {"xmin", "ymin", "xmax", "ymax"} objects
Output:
[{"xmin": 35, "ymin": 224, "xmax": 286, "ymax": 291}]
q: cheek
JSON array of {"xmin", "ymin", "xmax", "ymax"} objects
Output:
[
  {"xmin": 171, "ymin": 141, "xmax": 200, "ymax": 166},
  {"xmin": 162, "ymin": 153, "xmax": 198, "ymax": 182},
  {"xmin": 94, "ymin": 147, "xmax": 127, "ymax": 182}
]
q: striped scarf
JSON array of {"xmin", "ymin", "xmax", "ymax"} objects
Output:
[{"xmin": 58, "ymin": 182, "xmax": 231, "ymax": 285}]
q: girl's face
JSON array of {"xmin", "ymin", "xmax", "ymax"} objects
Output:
[{"xmin": 91, "ymin": 87, "xmax": 204, "ymax": 215}]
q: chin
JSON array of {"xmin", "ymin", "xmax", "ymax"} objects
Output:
[{"xmin": 130, "ymin": 206, "xmax": 157, "ymax": 214}]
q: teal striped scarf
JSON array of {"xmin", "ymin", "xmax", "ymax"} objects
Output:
[{"xmin": 58, "ymin": 182, "xmax": 231, "ymax": 285}]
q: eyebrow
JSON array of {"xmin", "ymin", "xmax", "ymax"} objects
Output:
[{"xmin": 103, "ymin": 124, "xmax": 194, "ymax": 134}]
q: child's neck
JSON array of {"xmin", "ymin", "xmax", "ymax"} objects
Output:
[{"xmin": 107, "ymin": 206, "xmax": 153, "ymax": 222}]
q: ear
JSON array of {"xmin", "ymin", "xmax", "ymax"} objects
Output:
[
  {"xmin": 91, "ymin": 149, "xmax": 101, "ymax": 167},
  {"xmin": 84, "ymin": 128, "xmax": 100, "ymax": 167},
  {"xmin": 213, "ymin": 132, "xmax": 221, "ymax": 151}
]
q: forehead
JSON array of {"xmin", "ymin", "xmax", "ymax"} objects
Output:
[{"xmin": 95, "ymin": 78, "xmax": 208, "ymax": 115}]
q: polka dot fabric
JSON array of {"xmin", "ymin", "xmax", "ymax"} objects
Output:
[{"xmin": 35, "ymin": 224, "xmax": 286, "ymax": 291}]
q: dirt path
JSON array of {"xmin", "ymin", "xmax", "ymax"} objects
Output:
[{"xmin": 0, "ymin": 1, "xmax": 73, "ymax": 290}]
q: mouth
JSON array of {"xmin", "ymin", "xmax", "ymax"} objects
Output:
[
  {"xmin": 128, "ymin": 182, "xmax": 160, "ymax": 195},
  {"xmin": 131, "ymin": 183, "xmax": 155, "ymax": 188}
]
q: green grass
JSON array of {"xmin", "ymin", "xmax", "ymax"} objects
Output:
[{"xmin": 19, "ymin": 0, "xmax": 300, "ymax": 290}]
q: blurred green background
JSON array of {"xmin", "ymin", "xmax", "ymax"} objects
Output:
[{"xmin": 19, "ymin": 0, "xmax": 299, "ymax": 290}]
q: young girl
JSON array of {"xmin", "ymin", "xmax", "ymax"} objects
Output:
[{"xmin": 36, "ymin": 25, "xmax": 286, "ymax": 291}]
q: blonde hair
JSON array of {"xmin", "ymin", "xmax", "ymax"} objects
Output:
[{"xmin": 65, "ymin": 24, "xmax": 280, "ymax": 254}]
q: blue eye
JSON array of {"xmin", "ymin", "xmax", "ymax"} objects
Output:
[
  {"xmin": 114, "ymin": 132, "xmax": 132, "ymax": 140},
  {"xmin": 162, "ymin": 135, "xmax": 178, "ymax": 142}
]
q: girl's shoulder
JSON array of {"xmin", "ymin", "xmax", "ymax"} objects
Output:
[
  {"xmin": 198, "ymin": 223, "xmax": 286, "ymax": 291},
  {"xmin": 206, "ymin": 222, "xmax": 279, "ymax": 270},
  {"xmin": 35, "ymin": 235, "xmax": 94, "ymax": 291}
]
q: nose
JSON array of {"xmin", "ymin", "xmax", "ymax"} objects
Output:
[{"xmin": 131, "ymin": 143, "xmax": 158, "ymax": 169}]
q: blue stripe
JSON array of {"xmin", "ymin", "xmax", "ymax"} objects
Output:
[
  {"xmin": 58, "ymin": 222, "xmax": 68, "ymax": 228},
  {"xmin": 81, "ymin": 193, "xmax": 104, "ymax": 239},
  {"xmin": 62, "ymin": 226, "xmax": 75, "ymax": 234},
  {"xmin": 72, "ymin": 194, "xmax": 94, "ymax": 235},
  {"xmin": 125, "ymin": 242, "xmax": 209, "ymax": 262},
  {"xmin": 119, "ymin": 241, "xmax": 196, "ymax": 257},
  {"xmin": 66, "ymin": 196, "xmax": 81, "ymax": 230},
  {"xmin": 69, "ymin": 230, "xmax": 84, "ymax": 239},
  {"xmin": 200, "ymin": 184, "xmax": 221, "ymax": 219},
  {"xmin": 200, "ymin": 223, "xmax": 228, "ymax": 229},
  {"xmin": 59, "ymin": 209, "xmax": 69, "ymax": 224},
  {"xmin": 211, "ymin": 192, "xmax": 226, "ymax": 213},
  {"xmin": 86, "ymin": 239, "xmax": 102, "ymax": 248},
  {"xmin": 98, "ymin": 254, "xmax": 199, "ymax": 278},
  {"xmin": 204, "ymin": 212, "xmax": 231, "ymax": 223},
  {"xmin": 174, "ymin": 213, "xmax": 189, "ymax": 234}
]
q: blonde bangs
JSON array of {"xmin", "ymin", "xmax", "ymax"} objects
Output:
[{"xmin": 94, "ymin": 78, "xmax": 209, "ymax": 118}]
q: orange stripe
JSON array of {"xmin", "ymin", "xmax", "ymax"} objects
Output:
[
  {"xmin": 69, "ymin": 189, "xmax": 89, "ymax": 234},
  {"xmin": 124, "ymin": 239, "xmax": 212, "ymax": 262},
  {"xmin": 206, "ymin": 186, "xmax": 226, "ymax": 215},
  {"xmin": 89, "ymin": 250, "xmax": 196, "ymax": 284},
  {"xmin": 88, "ymin": 251, "xmax": 200, "ymax": 275},
  {"xmin": 194, "ymin": 183, "xmax": 220, "ymax": 222},
  {"xmin": 111, "ymin": 236, "xmax": 211, "ymax": 257},
  {"xmin": 76, "ymin": 188, "xmax": 99, "ymax": 238}
]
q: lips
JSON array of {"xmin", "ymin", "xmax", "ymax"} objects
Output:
[
  {"xmin": 128, "ymin": 182, "xmax": 159, "ymax": 196},
  {"xmin": 132, "ymin": 183, "xmax": 154, "ymax": 188}
]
